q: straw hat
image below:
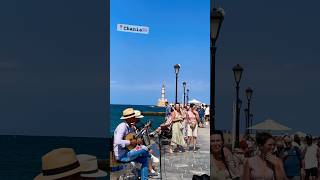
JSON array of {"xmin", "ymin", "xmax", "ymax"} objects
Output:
[
  {"xmin": 77, "ymin": 154, "xmax": 107, "ymax": 178},
  {"xmin": 34, "ymin": 148, "xmax": 82, "ymax": 180},
  {"xmin": 134, "ymin": 110, "xmax": 144, "ymax": 119},
  {"xmin": 120, "ymin": 108, "xmax": 136, "ymax": 119}
]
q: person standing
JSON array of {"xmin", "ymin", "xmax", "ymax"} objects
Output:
[
  {"xmin": 170, "ymin": 103, "xmax": 186, "ymax": 153},
  {"xmin": 186, "ymin": 104, "xmax": 199, "ymax": 152},
  {"xmin": 242, "ymin": 132, "xmax": 287, "ymax": 180},
  {"xmin": 198, "ymin": 105, "xmax": 205, "ymax": 128},
  {"xmin": 182, "ymin": 105, "xmax": 189, "ymax": 144},
  {"xmin": 165, "ymin": 102, "xmax": 171, "ymax": 118},
  {"xmin": 204, "ymin": 105, "xmax": 210, "ymax": 125},
  {"xmin": 211, "ymin": 130, "xmax": 240, "ymax": 180},
  {"xmin": 280, "ymin": 135, "xmax": 303, "ymax": 180},
  {"xmin": 303, "ymin": 135, "xmax": 320, "ymax": 180}
]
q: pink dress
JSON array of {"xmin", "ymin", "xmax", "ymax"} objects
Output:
[{"xmin": 248, "ymin": 156, "xmax": 275, "ymax": 180}]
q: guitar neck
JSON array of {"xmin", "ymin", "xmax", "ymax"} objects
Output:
[{"xmin": 135, "ymin": 128, "xmax": 146, "ymax": 138}]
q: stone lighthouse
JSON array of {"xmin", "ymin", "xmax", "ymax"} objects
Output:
[{"xmin": 157, "ymin": 82, "xmax": 168, "ymax": 107}]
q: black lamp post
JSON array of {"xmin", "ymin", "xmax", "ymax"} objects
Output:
[
  {"xmin": 210, "ymin": 7, "xmax": 225, "ymax": 133},
  {"xmin": 232, "ymin": 64, "xmax": 243, "ymax": 148},
  {"xmin": 244, "ymin": 108, "xmax": 249, "ymax": 135},
  {"xmin": 245, "ymin": 87, "xmax": 253, "ymax": 135},
  {"xmin": 183, "ymin": 82, "xmax": 186, "ymax": 106},
  {"xmin": 174, "ymin": 64, "xmax": 180, "ymax": 104},
  {"xmin": 186, "ymin": 89, "xmax": 189, "ymax": 105},
  {"xmin": 249, "ymin": 114, "xmax": 253, "ymax": 134}
]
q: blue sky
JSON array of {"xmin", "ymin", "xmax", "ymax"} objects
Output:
[
  {"xmin": 215, "ymin": 0, "xmax": 320, "ymax": 136},
  {"xmin": 110, "ymin": 0, "xmax": 210, "ymax": 105}
]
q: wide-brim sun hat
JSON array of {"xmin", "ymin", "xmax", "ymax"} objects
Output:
[
  {"xmin": 134, "ymin": 110, "xmax": 144, "ymax": 119},
  {"xmin": 77, "ymin": 154, "xmax": 107, "ymax": 178},
  {"xmin": 34, "ymin": 148, "xmax": 82, "ymax": 180},
  {"xmin": 120, "ymin": 108, "xmax": 136, "ymax": 119}
]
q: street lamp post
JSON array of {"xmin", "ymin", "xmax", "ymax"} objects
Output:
[
  {"xmin": 183, "ymin": 82, "xmax": 186, "ymax": 106},
  {"xmin": 210, "ymin": 7, "xmax": 225, "ymax": 133},
  {"xmin": 244, "ymin": 108, "xmax": 248, "ymax": 135},
  {"xmin": 245, "ymin": 87, "xmax": 253, "ymax": 135},
  {"xmin": 232, "ymin": 64, "xmax": 243, "ymax": 148},
  {"xmin": 186, "ymin": 89, "xmax": 189, "ymax": 105},
  {"xmin": 249, "ymin": 114, "xmax": 253, "ymax": 134},
  {"xmin": 174, "ymin": 64, "xmax": 181, "ymax": 104}
]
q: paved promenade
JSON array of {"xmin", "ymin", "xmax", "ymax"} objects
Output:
[
  {"xmin": 110, "ymin": 126, "xmax": 210, "ymax": 180},
  {"xmin": 159, "ymin": 125, "xmax": 210, "ymax": 180}
]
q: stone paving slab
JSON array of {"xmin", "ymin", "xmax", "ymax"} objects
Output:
[
  {"xmin": 110, "ymin": 126, "xmax": 210, "ymax": 180},
  {"xmin": 160, "ymin": 126, "xmax": 210, "ymax": 180}
]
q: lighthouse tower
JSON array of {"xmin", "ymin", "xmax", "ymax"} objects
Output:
[{"xmin": 157, "ymin": 82, "xmax": 168, "ymax": 107}]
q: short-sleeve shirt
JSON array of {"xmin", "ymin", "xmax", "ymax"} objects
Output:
[
  {"xmin": 187, "ymin": 110, "xmax": 197, "ymax": 124},
  {"xmin": 282, "ymin": 147, "xmax": 301, "ymax": 177}
]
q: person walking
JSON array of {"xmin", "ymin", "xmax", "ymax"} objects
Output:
[
  {"xmin": 303, "ymin": 135, "xmax": 320, "ymax": 180},
  {"xmin": 204, "ymin": 105, "xmax": 210, "ymax": 125},
  {"xmin": 242, "ymin": 132, "xmax": 287, "ymax": 180},
  {"xmin": 280, "ymin": 135, "xmax": 303, "ymax": 180},
  {"xmin": 182, "ymin": 105, "xmax": 189, "ymax": 144},
  {"xmin": 198, "ymin": 105, "xmax": 205, "ymax": 128},
  {"xmin": 170, "ymin": 103, "xmax": 186, "ymax": 153},
  {"xmin": 186, "ymin": 104, "xmax": 199, "ymax": 152}
]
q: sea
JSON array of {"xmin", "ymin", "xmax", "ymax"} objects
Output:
[
  {"xmin": 0, "ymin": 104, "xmax": 165, "ymax": 179},
  {"xmin": 109, "ymin": 104, "xmax": 166, "ymax": 136}
]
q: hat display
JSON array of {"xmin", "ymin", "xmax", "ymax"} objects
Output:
[
  {"xmin": 34, "ymin": 148, "xmax": 82, "ymax": 180},
  {"xmin": 134, "ymin": 110, "xmax": 144, "ymax": 119},
  {"xmin": 120, "ymin": 108, "xmax": 136, "ymax": 119},
  {"xmin": 77, "ymin": 154, "xmax": 107, "ymax": 178}
]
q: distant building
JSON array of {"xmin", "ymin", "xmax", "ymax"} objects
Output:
[{"xmin": 157, "ymin": 83, "xmax": 168, "ymax": 107}]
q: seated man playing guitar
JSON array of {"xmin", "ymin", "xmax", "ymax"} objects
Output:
[{"xmin": 113, "ymin": 108, "xmax": 150, "ymax": 180}]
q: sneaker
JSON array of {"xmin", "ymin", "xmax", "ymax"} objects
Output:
[
  {"xmin": 149, "ymin": 131, "xmax": 157, "ymax": 137},
  {"xmin": 149, "ymin": 169, "xmax": 159, "ymax": 176}
]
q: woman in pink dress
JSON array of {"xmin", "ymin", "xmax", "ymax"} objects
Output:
[
  {"xmin": 242, "ymin": 132, "xmax": 287, "ymax": 180},
  {"xmin": 186, "ymin": 104, "xmax": 199, "ymax": 152}
]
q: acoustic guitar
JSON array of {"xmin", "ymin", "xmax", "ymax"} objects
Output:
[{"xmin": 124, "ymin": 121, "xmax": 151, "ymax": 150}]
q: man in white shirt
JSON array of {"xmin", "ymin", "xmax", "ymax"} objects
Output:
[
  {"xmin": 113, "ymin": 108, "xmax": 150, "ymax": 180},
  {"xmin": 303, "ymin": 135, "xmax": 320, "ymax": 180},
  {"xmin": 204, "ymin": 105, "xmax": 210, "ymax": 125}
]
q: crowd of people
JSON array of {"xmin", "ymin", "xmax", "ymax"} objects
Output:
[
  {"xmin": 152, "ymin": 102, "xmax": 210, "ymax": 153},
  {"xmin": 211, "ymin": 130, "xmax": 320, "ymax": 180},
  {"xmin": 111, "ymin": 103, "xmax": 210, "ymax": 179}
]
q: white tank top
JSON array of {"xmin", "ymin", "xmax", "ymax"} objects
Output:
[{"xmin": 304, "ymin": 144, "xmax": 318, "ymax": 169}]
